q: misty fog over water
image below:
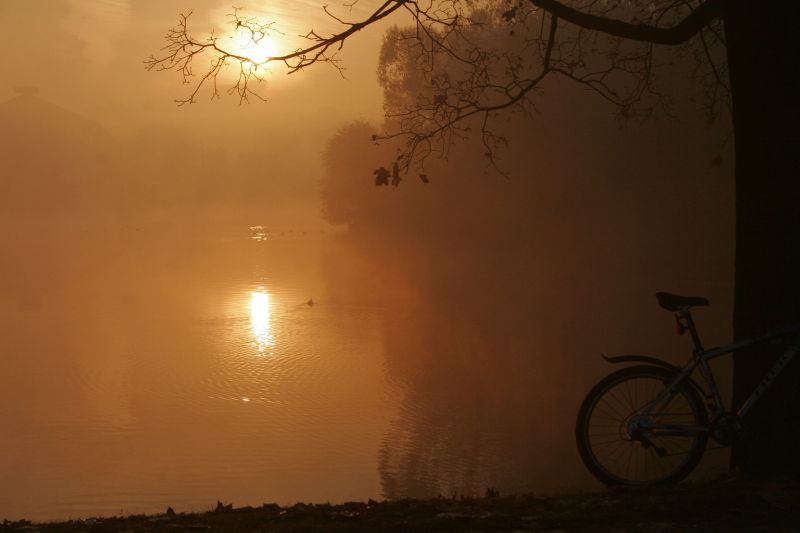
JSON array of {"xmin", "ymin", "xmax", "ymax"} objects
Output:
[
  {"xmin": 1, "ymin": 221, "xmax": 395, "ymax": 520},
  {"xmin": 1, "ymin": 84, "xmax": 733, "ymax": 520},
  {"xmin": 1, "ymin": 1, "xmax": 736, "ymax": 521}
]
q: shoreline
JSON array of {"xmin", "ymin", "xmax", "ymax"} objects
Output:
[{"xmin": 3, "ymin": 479, "xmax": 798, "ymax": 532}]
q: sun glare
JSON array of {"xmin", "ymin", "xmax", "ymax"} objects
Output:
[
  {"xmin": 234, "ymin": 30, "xmax": 279, "ymax": 67},
  {"xmin": 250, "ymin": 290, "xmax": 274, "ymax": 354}
]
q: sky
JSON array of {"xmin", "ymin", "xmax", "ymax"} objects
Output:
[{"xmin": 0, "ymin": 0, "xmax": 391, "ymax": 223}]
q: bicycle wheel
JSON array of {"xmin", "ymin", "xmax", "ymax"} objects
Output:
[{"xmin": 576, "ymin": 365, "xmax": 708, "ymax": 486}]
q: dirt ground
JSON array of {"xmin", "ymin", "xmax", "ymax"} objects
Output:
[{"xmin": 2, "ymin": 479, "xmax": 799, "ymax": 532}]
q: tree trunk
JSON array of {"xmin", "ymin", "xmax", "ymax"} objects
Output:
[{"xmin": 726, "ymin": 1, "xmax": 800, "ymax": 477}]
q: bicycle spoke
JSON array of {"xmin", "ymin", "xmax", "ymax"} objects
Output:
[{"xmin": 582, "ymin": 370, "xmax": 706, "ymax": 485}]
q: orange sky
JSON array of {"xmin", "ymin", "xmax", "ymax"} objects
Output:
[
  {"xmin": 0, "ymin": 1, "xmax": 392, "ymax": 222},
  {"xmin": 1, "ymin": 1, "xmax": 387, "ymax": 117}
]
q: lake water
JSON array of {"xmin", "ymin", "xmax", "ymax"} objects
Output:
[
  {"xmin": 0, "ymin": 216, "xmax": 730, "ymax": 521},
  {"xmin": 0, "ymin": 219, "xmax": 398, "ymax": 520}
]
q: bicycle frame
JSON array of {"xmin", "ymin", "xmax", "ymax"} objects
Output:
[
  {"xmin": 643, "ymin": 318, "xmax": 800, "ymax": 433},
  {"xmin": 577, "ymin": 297, "xmax": 800, "ymax": 485}
]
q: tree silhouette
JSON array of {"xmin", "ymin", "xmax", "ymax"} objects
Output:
[{"xmin": 149, "ymin": 1, "xmax": 800, "ymax": 478}]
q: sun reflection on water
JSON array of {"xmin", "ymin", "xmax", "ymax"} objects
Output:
[{"xmin": 250, "ymin": 290, "xmax": 274, "ymax": 354}]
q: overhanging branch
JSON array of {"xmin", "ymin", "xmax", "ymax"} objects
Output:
[{"xmin": 529, "ymin": 0, "xmax": 723, "ymax": 45}]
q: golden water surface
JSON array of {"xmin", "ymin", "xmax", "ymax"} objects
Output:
[{"xmin": 0, "ymin": 221, "xmax": 394, "ymax": 520}]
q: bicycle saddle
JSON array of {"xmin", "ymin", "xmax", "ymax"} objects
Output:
[{"xmin": 655, "ymin": 292, "xmax": 710, "ymax": 311}]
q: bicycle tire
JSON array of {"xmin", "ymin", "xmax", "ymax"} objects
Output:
[{"xmin": 576, "ymin": 365, "xmax": 708, "ymax": 486}]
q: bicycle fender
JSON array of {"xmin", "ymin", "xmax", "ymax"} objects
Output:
[
  {"xmin": 601, "ymin": 354, "xmax": 680, "ymax": 371},
  {"xmin": 600, "ymin": 354, "xmax": 710, "ymax": 398}
]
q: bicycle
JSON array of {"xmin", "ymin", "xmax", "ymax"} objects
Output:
[{"xmin": 575, "ymin": 292, "xmax": 800, "ymax": 486}]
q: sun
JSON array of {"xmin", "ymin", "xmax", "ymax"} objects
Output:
[{"xmin": 233, "ymin": 28, "xmax": 280, "ymax": 67}]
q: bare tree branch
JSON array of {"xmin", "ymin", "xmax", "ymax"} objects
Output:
[
  {"xmin": 145, "ymin": 2, "xmax": 408, "ymax": 104},
  {"xmin": 528, "ymin": 0, "xmax": 723, "ymax": 45},
  {"xmin": 148, "ymin": 1, "xmax": 730, "ymax": 176}
]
